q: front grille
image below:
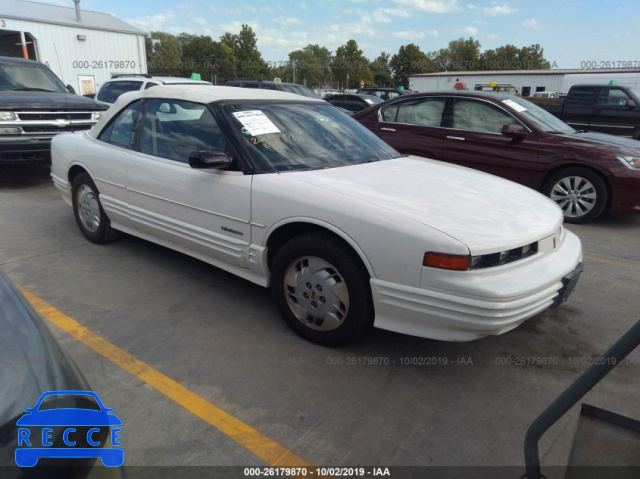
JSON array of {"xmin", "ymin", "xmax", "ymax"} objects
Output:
[
  {"xmin": 22, "ymin": 125, "xmax": 92, "ymax": 133},
  {"xmin": 16, "ymin": 111, "xmax": 94, "ymax": 121}
]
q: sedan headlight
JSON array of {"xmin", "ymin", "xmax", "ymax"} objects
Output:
[
  {"xmin": 0, "ymin": 111, "xmax": 18, "ymax": 121},
  {"xmin": 92, "ymin": 111, "xmax": 103, "ymax": 120},
  {"xmin": 616, "ymin": 155, "xmax": 640, "ymax": 170}
]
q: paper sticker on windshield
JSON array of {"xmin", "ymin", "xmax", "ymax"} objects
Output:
[
  {"xmin": 233, "ymin": 111, "xmax": 281, "ymax": 136},
  {"xmin": 502, "ymin": 99, "xmax": 527, "ymax": 112}
]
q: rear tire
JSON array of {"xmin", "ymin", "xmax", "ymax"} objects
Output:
[
  {"xmin": 72, "ymin": 172, "xmax": 121, "ymax": 243},
  {"xmin": 271, "ymin": 232, "xmax": 374, "ymax": 346},
  {"xmin": 543, "ymin": 168, "xmax": 608, "ymax": 224}
]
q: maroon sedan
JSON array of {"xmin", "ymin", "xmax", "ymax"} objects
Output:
[{"xmin": 353, "ymin": 91, "xmax": 640, "ymax": 223}]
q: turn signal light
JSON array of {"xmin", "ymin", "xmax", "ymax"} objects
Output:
[{"xmin": 423, "ymin": 252, "xmax": 470, "ymax": 271}]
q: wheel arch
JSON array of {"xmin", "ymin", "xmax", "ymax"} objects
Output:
[
  {"xmin": 539, "ymin": 163, "xmax": 613, "ymax": 208},
  {"xmin": 68, "ymin": 164, "xmax": 91, "ymax": 186},
  {"xmin": 264, "ymin": 219, "xmax": 376, "ymax": 280}
]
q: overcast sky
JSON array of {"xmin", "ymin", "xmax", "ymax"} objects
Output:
[{"xmin": 40, "ymin": 0, "xmax": 640, "ymax": 70}]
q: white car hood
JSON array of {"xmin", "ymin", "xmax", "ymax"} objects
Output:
[{"xmin": 284, "ymin": 156, "xmax": 563, "ymax": 254}]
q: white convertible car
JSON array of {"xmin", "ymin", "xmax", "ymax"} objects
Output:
[{"xmin": 51, "ymin": 86, "xmax": 583, "ymax": 346}]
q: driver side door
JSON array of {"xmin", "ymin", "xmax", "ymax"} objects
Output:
[
  {"xmin": 125, "ymin": 98, "xmax": 253, "ymax": 269},
  {"xmin": 441, "ymin": 98, "xmax": 540, "ymax": 188}
]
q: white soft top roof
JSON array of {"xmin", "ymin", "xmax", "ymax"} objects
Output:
[{"xmin": 89, "ymin": 85, "xmax": 323, "ymax": 138}]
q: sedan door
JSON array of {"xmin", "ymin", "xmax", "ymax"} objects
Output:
[
  {"xmin": 370, "ymin": 97, "xmax": 448, "ymax": 160},
  {"xmin": 125, "ymin": 98, "xmax": 253, "ymax": 269},
  {"xmin": 441, "ymin": 98, "xmax": 540, "ymax": 188}
]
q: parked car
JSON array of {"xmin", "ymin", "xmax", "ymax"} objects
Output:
[
  {"xmin": 51, "ymin": 85, "xmax": 582, "ymax": 346},
  {"xmin": 0, "ymin": 268, "xmax": 123, "ymax": 477},
  {"xmin": 353, "ymin": 91, "xmax": 640, "ymax": 223},
  {"xmin": 356, "ymin": 86, "xmax": 415, "ymax": 101},
  {"xmin": 528, "ymin": 84, "xmax": 640, "ymax": 138},
  {"xmin": 531, "ymin": 91, "xmax": 559, "ymax": 99},
  {"xmin": 225, "ymin": 79, "xmax": 318, "ymax": 98},
  {"xmin": 95, "ymin": 74, "xmax": 211, "ymax": 105},
  {"xmin": 0, "ymin": 55, "xmax": 107, "ymax": 165},
  {"xmin": 324, "ymin": 94, "xmax": 384, "ymax": 113}
]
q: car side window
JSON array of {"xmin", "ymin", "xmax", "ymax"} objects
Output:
[
  {"xmin": 566, "ymin": 88, "xmax": 598, "ymax": 106},
  {"xmin": 597, "ymin": 88, "xmax": 632, "ymax": 107},
  {"xmin": 97, "ymin": 100, "xmax": 142, "ymax": 148},
  {"xmin": 96, "ymin": 80, "xmax": 143, "ymax": 103},
  {"xmin": 140, "ymin": 99, "xmax": 226, "ymax": 163},
  {"xmin": 380, "ymin": 103, "xmax": 399, "ymax": 122},
  {"xmin": 397, "ymin": 98, "xmax": 446, "ymax": 127},
  {"xmin": 381, "ymin": 98, "xmax": 446, "ymax": 127},
  {"xmin": 452, "ymin": 99, "xmax": 514, "ymax": 134}
]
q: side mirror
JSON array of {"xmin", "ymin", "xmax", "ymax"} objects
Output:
[
  {"xmin": 626, "ymin": 99, "xmax": 637, "ymax": 109},
  {"xmin": 66, "ymin": 84, "xmax": 76, "ymax": 94},
  {"xmin": 189, "ymin": 149, "xmax": 231, "ymax": 169},
  {"xmin": 502, "ymin": 123, "xmax": 527, "ymax": 139}
]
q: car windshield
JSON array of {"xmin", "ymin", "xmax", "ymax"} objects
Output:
[
  {"xmin": 627, "ymin": 87, "xmax": 640, "ymax": 104},
  {"xmin": 0, "ymin": 62, "xmax": 67, "ymax": 93},
  {"xmin": 223, "ymin": 101, "xmax": 400, "ymax": 173},
  {"xmin": 502, "ymin": 96, "xmax": 575, "ymax": 134},
  {"xmin": 279, "ymin": 84, "xmax": 319, "ymax": 99}
]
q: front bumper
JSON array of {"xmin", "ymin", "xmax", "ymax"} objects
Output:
[
  {"xmin": 371, "ymin": 229, "xmax": 583, "ymax": 341},
  {"xmin": 0, "ymin": 136, "xmax": 52, "ymax": 164}
]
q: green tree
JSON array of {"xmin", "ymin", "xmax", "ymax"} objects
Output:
[
  {"xmin": 431, "ymin": 37, "xmax": 482, "ymax": 71},
  {"xmin": 147, "ymin": 31, "xmax": 182, "ymax": 76},
  {"xmin": 481, "ymin": 43, "xmax": 550, "ymax": 70},
  {"xmin": 332, "ymin": 39, "xmax": 372, "ymax": 89},
  {"xmin": 390, "ymin": 44, "xmax": 429, "ymax": 88},
  {"xmin": 220, "ymin": 24, "xmax": 268, "ymax": 79},
  {"xmin": 369, "ymin": 53, "xmax": 393, "ymax": 86},
  {"xmin": 286, "ymin": 44, "xmax": 333, "ymax": 87},
  {"xmin": 181, "ymin": 35, "xmax": 236, "ymax": 84}
]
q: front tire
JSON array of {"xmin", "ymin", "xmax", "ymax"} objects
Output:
[
  {"xmin": 271, "ymin": 232, "xmax": 374, "ymax": 346},
  {"xmin": 543, "ymin": 168, "xmax": 608, "ymax": 224},
  {"xmin": 72, "ymin": 172, "xmax": 121, "ymax": 243}
]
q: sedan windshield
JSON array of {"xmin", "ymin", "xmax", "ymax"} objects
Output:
[
  {"xmin": 224, "ymin": 102, "xmax": 400, "ymax": 172},
  {"xmin": 502, "ymin": 96, "xmax": 575, "ymax": 134}
]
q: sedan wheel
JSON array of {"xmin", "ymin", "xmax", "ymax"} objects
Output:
[
  {"xmin": 271, "ymin": 232, "xmax": 373, "ymax": 346},
  {"xmin": 72, "ymin": 172, "xmax": 121, "ymax": 244},
  {"xmin": 543, "ymin": 168, "xmax": 608, "ymax": 224},
  {"xmin": 283, "ymin": 256, "xmax": 349, "ymax": 332}
]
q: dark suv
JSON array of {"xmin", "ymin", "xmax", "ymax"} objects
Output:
[
  {"xmin": 0, "ymin": 56, "xmax": 107, "ymax": 164},
  {"xmin": 225, "ymin": 79, "xmax": 318, "ymax": 98}
]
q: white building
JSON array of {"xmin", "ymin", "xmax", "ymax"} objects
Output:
[
  {"xmin": 409, "ymin": 69, "xmax": 640, "ymax": 96},
  {"xmin": 0, "ymin": 0, "xmax": 147, "ymax": 95}
]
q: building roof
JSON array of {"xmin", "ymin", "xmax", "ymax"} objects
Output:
[
  {"xmin": 410, "ymin": 69, "xmax": 640, "ymax": 78},
  {"xmin": 0, "ymin": 0, "xmax": 146, "ymax": 35}
]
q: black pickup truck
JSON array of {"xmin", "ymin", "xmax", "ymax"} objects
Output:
[
  {"xmin": 0, "ymin": 56, "xmax": 107, "ymax": 164},
  {"xmin": 529, "ymin": 84, "xmax": 640, "ymax": 139}
]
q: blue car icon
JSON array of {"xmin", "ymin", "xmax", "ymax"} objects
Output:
[{"xmin": 15, "ymin": 390, "xmax": 123, "ymax": 467}]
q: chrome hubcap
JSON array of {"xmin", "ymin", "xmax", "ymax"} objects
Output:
[
  {"xmin": 550, "ymin": 176, "xmax": 596, "ymax": 218},
  {"xmin": 283, "ymin": 256, "xmax": 349, "ymax": 331},
  {"xmin": 76, "ymin": 184, "xmax": 100, "ymax": 232}
]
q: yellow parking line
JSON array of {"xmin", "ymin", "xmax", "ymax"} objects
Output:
[
  {"xmin": 20, "ymin": 287, "xmax": 313, "ymax": 468},
  {"xmin": 584, "ymin": 255, "xmax": 640, "ymax": 270}
]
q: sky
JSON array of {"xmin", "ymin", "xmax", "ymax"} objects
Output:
[{"xmin": 38, "ymin": 0, "xmax": 640, "ymax": 70}]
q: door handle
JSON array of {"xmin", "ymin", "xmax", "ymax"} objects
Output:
[
  {"xmin": 381, "ymin": 127, "xmax": 396, "ymax": 132},
  {"xmin": 446, "ymin": 136, "xmax": 465, "ymax": 141}
]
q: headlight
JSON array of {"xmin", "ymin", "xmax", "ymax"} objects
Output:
[
  {"xmin": 616, "ymin": 155, "xmax": 640, "ymax": 170},
  {"xmin": 92, "ymin": 111, "xmax": 103, "ymax": 120},
  {"xmin": 0, "ymin": 111, "xmax": 18, "ymax": 121}
]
